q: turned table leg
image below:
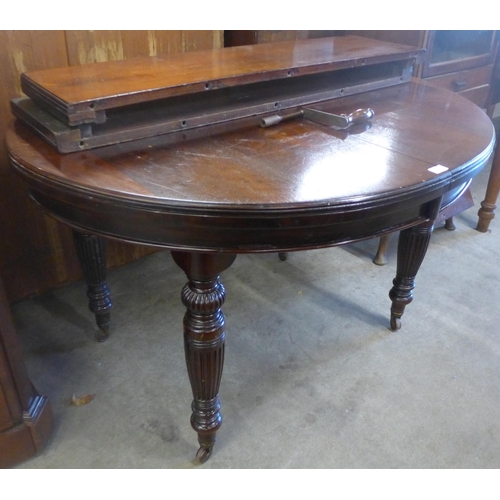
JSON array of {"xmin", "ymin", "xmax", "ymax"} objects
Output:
[
  {"xmin": 477, "ymin": 141, "xmax": 500, "ymax": 232},
  {"xmin": 388, "ymin": 219, "xmax": 435, "ymax": 331},
  {"xmin": 373, "ymin": 234, "xmax": 391, "ymax": 266},
  {"xmin": 444, "ymin": 217, "xmax": 456, "ymax": 231},
  {"xmin": 72, "ymin": 231, "xmax": 113, "ymax": 342},
  {"xmin": 171, "ymin": 251, "xmax": 236, "ymax": 463}
]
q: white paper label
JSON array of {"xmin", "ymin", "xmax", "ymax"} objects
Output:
[{"xmin": 428, "ymin": 165, "xmax": 449, "ymax": 174}]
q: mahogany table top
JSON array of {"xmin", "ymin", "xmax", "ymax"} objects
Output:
[
  {"xmin": 7, "ymin": 80, "xmax": 495, "ymax": 253},
  {"xmin": 6, "ymin": 72, "xmax": 496, "ymax": 465}
]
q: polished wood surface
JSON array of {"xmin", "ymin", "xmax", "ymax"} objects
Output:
[
  {"xmin": 21, "ymin": 36, "xmax": 423, "ymax": 125},
  {"xmin": 226, "ymin": 31, "xmax": 500, "ymax": 242},
  {"xmin": 0, "ymin": 31, "xmax": 222, "ymax": 303},
  {"xmin": 7, "ymin": 77, "xmax": 495, "ymax": 461},
  {"xmin": 8, "ymin": 82, "xmax": 493, "ymax": 224},
  {"xmin": 13, "ymin": 36, "xmax": 423, "ymax": 154}
]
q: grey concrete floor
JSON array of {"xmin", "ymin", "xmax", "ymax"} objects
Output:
[{"xmin": 10, "ymin": 153, "xmax": 500, "ymax": 469}]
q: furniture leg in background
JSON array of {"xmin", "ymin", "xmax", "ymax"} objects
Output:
[
  {"xmin": 477, "ymin": 141, "xmax": 500, "ymax": 232},
  {"xmin": 373, "ymin": 187, "xmax": 474, "ymax": 266},
  {"xmin": 373, "ymin": 233, "xmax": 392, "ymax": 266},
  {"xmin": 72, "ymin": 231, "xmax": 113, "ymax": 342},
  {"xmin": 373, "ymin": 217, "xmax": 455, "ymax": 266}
]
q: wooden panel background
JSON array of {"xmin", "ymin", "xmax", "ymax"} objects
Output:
[
  {"xmin": 224, "ymin": 30, "xmax": 427, "ymax": 49},
  {"xmin": 224, "ymin": 30, "xmax": 346, "ymax": 47},
  {"xmin": 0, "ymin": 30, "xmax": 223, "ymax": 303}
]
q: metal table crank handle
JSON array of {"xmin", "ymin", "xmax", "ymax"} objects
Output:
[{"xmin": 260, "ymin": 107, "xmax": 375, "ymax": 129}]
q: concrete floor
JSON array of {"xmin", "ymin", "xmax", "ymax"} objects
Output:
[{"xmin": 11, "ymin": 152, "xmax": 500, "ymax": 469}]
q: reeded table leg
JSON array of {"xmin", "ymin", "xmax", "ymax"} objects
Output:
[
  {"xmin": 477, "ymin": 142, "xmax": 500, "ymax": 232},
  {"xmin": 72, "ymin": 231, "xmax": 113, "ymax": 342},
  {"xmin": 171, "ymin": 251, "xmax": 236, "ymax": 463},
  {"xmin": 389, "ymin": 220, "xmax": 434, "ymax": 331}
]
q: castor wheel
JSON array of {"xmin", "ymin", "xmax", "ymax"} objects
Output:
[
  {"xmin": 196, "ymin": 445, "xmax": 213, "ymax": 464},
  {"xmin": 95, "ymin": 328, "xmax": 109, "ymax": 342},
  {"xmin": 278, "ymin": 252, "xmax": 287, "ymax": 261},
  {"xmin": 390, "ymin": 316, "xmax": 401, "ymax": 331},
  {"xmin": 95, "ymin": 312, "xmax": 111, "ymax": 342}
]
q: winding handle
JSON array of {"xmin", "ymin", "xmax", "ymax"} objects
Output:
[
  {"xmin": 260, "ymin": 107, "xmax": 375, "ymax": 129},
  {"xmin": 260, "ymin": 111, "xmax": 304, "ymax": 128},
  {"xmin": 345, "ymin": 108, "xmax": 375, "ymax": 126}
]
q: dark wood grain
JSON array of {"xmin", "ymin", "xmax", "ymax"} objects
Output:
[
  {"xmin": 0, "ymin": 30, "xmax": 222, "ymax": 302},
  {"xmin": 6, "ymin": 43, "xmax": 495, "ymax": 463},
  {"xmin": 21, "ymin": 36, "xmax": 424, "ymax": 125},
  {"xmin": 0, "ymin": 273, "xmax": 53, "ymax": 468},
  {"xmin": 8, "ymin": 82, "xmax": 493, "ymax": 211},
  {"xmin": 172, "ymin": 251, "xmax": 236, "ymax": 463}
]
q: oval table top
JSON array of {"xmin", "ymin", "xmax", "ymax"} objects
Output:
[
  {"xmin": 7, "ymin": 80, "xmax": 495, "ymax": 253},
  {"xmin": 6, "ymin": 78, "xmax": 497, "ymax": 463}
]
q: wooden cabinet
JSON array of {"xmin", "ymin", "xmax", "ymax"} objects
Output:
[
  {"xmin": 226, "ymin": 31, "xmax": 498, "ymax": 112},
  {"xmin": 223, "ymin": 30, "xmax": 499, "ymax": 242},
  {"xmin": 344, "ymin": 31, "xmax": 497, "ymax": 111},
  {"xmin": 0, "ymin": 273, "xmax": 53, "ymax": 467},
  {"xmin": 422, "ymin": 31, "xmax": 496, "ymax": 76},
  {"xmin": 425, "ymin": 66, "xmax": 492, "ymax": 109},
  {"xmin": 421, "ymin": 31, "xmax": 497, "ymax": 110}
]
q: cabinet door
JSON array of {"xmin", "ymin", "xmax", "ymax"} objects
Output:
[{"xmin": 422, "ymin": 31, "xmax": 497, "ymax": 77}]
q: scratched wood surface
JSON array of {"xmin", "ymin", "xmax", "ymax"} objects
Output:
[{"xmin": 0, "ymin": 30, "xmax": 223, "ymax": 302}]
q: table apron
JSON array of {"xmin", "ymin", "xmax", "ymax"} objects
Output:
[{"xmin": 27, "ymin": 187, "xmax": 447, "ymax": 253}]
